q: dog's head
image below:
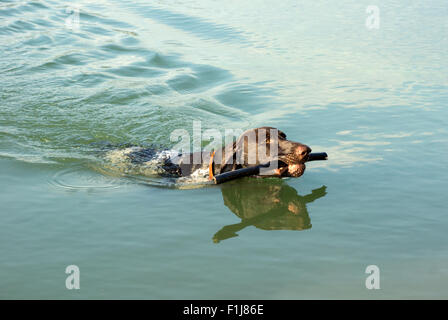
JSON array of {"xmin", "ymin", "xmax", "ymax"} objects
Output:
[{"xmin": 218, "ymin": 127, "xmax": 311, "ymax": 177}]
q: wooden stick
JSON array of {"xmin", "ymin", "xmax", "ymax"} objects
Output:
[{"xmin": 213, "ymin": 152, "xmax": 328, "ymax": 184}]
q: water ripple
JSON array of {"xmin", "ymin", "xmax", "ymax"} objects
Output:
[{"xmin": 49, "ymin": 164, "xmax": 125, "ymax": 192}]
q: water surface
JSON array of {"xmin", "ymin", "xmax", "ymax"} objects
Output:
[{"xmin": 1, "ymin": 0, "xmax": 448, "ymax": 299}]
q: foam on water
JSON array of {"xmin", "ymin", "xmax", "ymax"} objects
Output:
[{"xmin": 103, "ymin": 146, "xmax": 211, "ymax": 188}]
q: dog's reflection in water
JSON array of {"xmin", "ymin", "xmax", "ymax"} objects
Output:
[{"xmin": 213, "ymin": 180, "xmax": 326, "ymax": 243}]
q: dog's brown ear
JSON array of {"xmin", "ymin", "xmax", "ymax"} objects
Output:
[
  {"xmin": 218, "ymin": 128, "xmax": 257, "ymax": 173},
  {"xmin": 218, "ymin": 141, "xmax": 238, "ymax": 173},
  {"xmin": 278, "ymin": 129, "xmax": 287, "ymax": 139}
]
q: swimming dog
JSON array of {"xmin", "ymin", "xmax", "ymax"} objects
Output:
[{"xmin": 105, "ymin": 127, "xmax": 312, "ymax": 181}]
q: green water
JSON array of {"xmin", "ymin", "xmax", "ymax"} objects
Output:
[{"xmin": 1, "ymin": 0, "xmax": 448, "ymax": 299}]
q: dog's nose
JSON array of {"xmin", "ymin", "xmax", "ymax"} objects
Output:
[{"xmin": 297, "ymin": 145, "xmax": 312, "ymax": 157}]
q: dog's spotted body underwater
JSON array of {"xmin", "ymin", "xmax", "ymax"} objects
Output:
[{"xmin": 106, "ymin": 127, "xmax": 312, "ymax": 180}]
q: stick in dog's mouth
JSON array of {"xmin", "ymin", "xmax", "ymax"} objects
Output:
[
  {"xmin": 305, "ymin": 152, "xmax": 328, "ymax": 161},
  {"xmin": 275, "ymin": 159, "xmax": 300, "ymax": 177},
  {"xmin": 212, "ymin": 152, "xmax": 328, "ymax": 184},
  {"xmin": 278, "ymin": 152, "xmax": 327, "ymax": 177}
]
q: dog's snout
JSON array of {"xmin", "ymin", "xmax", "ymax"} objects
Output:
[{"xmin": 297, "ymin": 145, "xmax": 311, "ymax": 157}]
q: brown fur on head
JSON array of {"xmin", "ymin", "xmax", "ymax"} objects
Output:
[{"xmin": 216, "ymin": 127, "xmax": 312, "ymax": 177}]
